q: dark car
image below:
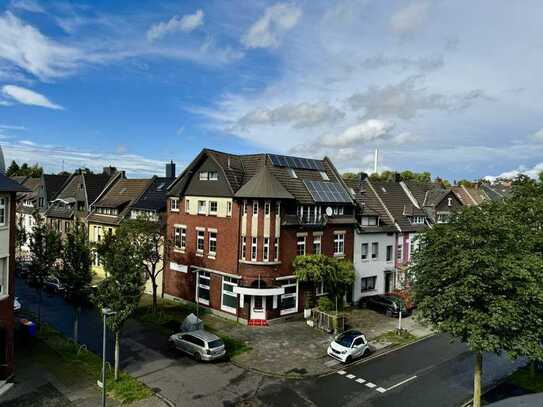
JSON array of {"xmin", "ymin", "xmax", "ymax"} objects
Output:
[
  {"xmin": 44, "ymin": 277, "xmax": 65, "ymax": 294},
  {"xmin": 360, "ymin": 295, "xmax": 409, "ymax": 317}
]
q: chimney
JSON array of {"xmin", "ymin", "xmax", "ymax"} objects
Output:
[
  {"xmin": 227, "ymin": 156, "xmax": 231, "ymax": 169},
  {"xmin": 358, "ymin": 172, "xmax": 368, "ymax": 191},
  {"xmin": 166, "ymin": 161, "xmax": 176, "ymax": 178},
  {"xmin": 103, "ymin": 166, "xmax": 117, "ymax": 176},
  {"xmin": 394, "ymin": 172, "xmax": 402, "ymax": 183}
]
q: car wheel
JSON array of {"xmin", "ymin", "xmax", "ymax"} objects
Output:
[
  {"xmin": 345, "ymin": 355, "xmax": 352, "ymax": 364},
  {"xmin": 194, "ymin": 352, "xmax": 202, "ymax": 362},
  {"xmin": 385, "ymin": 309, "xmax": 392, "ymax": 317},
  {"xmin": 362, "ymin": 348, "xmax": 369, "ymax": 357}
]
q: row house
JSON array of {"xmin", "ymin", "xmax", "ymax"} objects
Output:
[
  {"xmin": 0, "ymin": 173, "xmax": 28, "ymax": 379},
  {"xmin": 164, "ymin": 149, "xmax": 356, "ymax": 324}
]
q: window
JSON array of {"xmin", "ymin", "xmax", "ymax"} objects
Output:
[
  {"xmin": 264, "ymin": 201, "xmax": 271, "ymax": 216},
  {"xmin": 0, "ymin": 197, "xmax": 6, "ymax": 226},
  {"xmin": 185, "ymin": 199, "xmax": 190, "ymax": 213},
  {"xmin": 333, "ymin": 206, "xmax": 344, "ymax": 215},
  {"xmin": 251, "ymin": 237, "xmax": 257, "ymax": 261},
  {"xmin": 313, "ymin": 235, "xmax": 322, "ymax": 255},
  {"xmin": 334, "ymin": 233, "xmax": 345, "ymax": 256},
  {"xmin": 243, "ymin": 200, "xmax": 248, "ymax": 215},
  {"xmin": 263, "ymin": 237, "xmax": 270, "ymax": 261},
  {"xmin": 0, "ymin": 257, "xmax": 7, "ymax": 296},
  {"xmin": 280, "ymin": 278, "xmax": 298, "ymax": 315},
  {"xmin": 447, "ymin": 197, "xmax": 453, "ymax": 207},
  {"xmin": 208, "ymin": 171, "xmax": 218, "ymax": 181},
  {"xmin": 316, "ymin": 280, "xmax": 326, "ymax": 296},
  {"xmin": 320, "ymin": 171, "xmax": 329, "ymax": 181},
  {"xmin": 275, "ymin": 202, "xmax": 281, "ymax": 217},
  {"xmin": 199, "ymin": 171, "xmax": 208, "ymax": 180},
  {"xmin": 252, "ymin": 201, "xmax": 258, "ymax": 215},
  {"xmin": 209, "ymin": 201, "xmax": 218, "ymax": 215},
  {"xmin": 170, "ymin": 198, "xmax": 179, "ymax": 212},
  {"xmin": 227, "ymin": 201, "xmax": 232, "ymax": 217},
  {"xmin": 64, "ymin": 221, "xmax": 70, "ymax": 232},
  {"xmin": 288, "ymin": 168, "xmax": 297, "ymax": 178},
  {"xmin": 198, "ymin": 200, "xmax": 207, "ymax": 215},
  {"xmin": 241, "ymin": 236, "xmax": 247, "ymax": 260},
  {"xmin": 221, "ymin": 276, "xmax": 238, "ymax": 313},
  {"xmin": 361, "ymin": 276, "xmax": 377, "ymax": 292},
  {"xmin": 38, "ymin": 197, "xmax": 44, "ymax": 208},
  {"xmin": 437, "ymin": 213, "xmax": 449, "ymax": 224},
  {"xmin": 361, "ymin": 216, "xmax": 377, "ymax": 226},
  {"xmin": 397, "ymin": 242, "xmax": 403, "ymax": 261},
  {"xmin": 197, "ymin": 230, "xmax": 205, "ymax": 252},
  {"xmin": 361, "ymin": 243, "xmax": 369, "ymax": 260},
  {"xmin": 174, "ymin": 226, "xmax": 186, "ymax": 251},
  {"xmin": 371, "ymin": 242, "xmax": 379, "ymax": 259},
  {"xmin": 208, "ymin": 231, "xmax": 217, "ymax": 256},
  {"xmin": 297, "ymin": 235, "xmax": 306, "ymax": 256},
  {"xmin": 410, "ymin": 216, "xmax": 425, "ymax": 224},
  {"xmin": 197, "ymin": 271, "xmax": 210, "ymax": 305},
  {"xmin": 386, "ymin": 245, "xmax": 393, "ymax": 262},
  {"xmin": 274, "ymin": 237, "xmax": 279, "ymax": 261}
]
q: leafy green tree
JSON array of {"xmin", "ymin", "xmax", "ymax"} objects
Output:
[
  {"xmin": 400, "ymin": 170, "xmax": 415, "ymax": 181},
  {"xmin": 57, "ymin": 222, "xmax": 93, "ymax": 343},
  {"xmin": 411, "ymin": 198, "xmax": 543, "ymax": 407},
  {"xmin": 15, "ymin": 214, "xmax": 27, "ymax": 259},
  {"xmin": 28, "ymin": 214, "xmax": 62, "ymax": 326},
  {"xmin": 414, "ymin": 171, "xmax": 431, "ymax": 183},
  {"xmin": 121, "ymin": 217, "xmax": 170, "ymax": 314},
  {"xmin": 293, "ymin": 255, "xmax": 355, "ymax": 310},
  {"xmin": 341, "ymin": 172, "xmax": 359, "ymax": 183},
  {"xmin": 6, "ymin": 161, "xmax": 20, "ymax": 176},
  {"xmin": 93, "ymin": 228, "xmax": 145, "ymax": 380}
]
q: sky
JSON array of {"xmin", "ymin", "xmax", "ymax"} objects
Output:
[{"xmin": 0, "ymin": 0, "xmax": 542, "ymax": 181}]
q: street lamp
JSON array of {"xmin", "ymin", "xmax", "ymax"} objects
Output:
[{"xmin": 101, "ymin": 307, "xmax": 116, "ymax": 407}]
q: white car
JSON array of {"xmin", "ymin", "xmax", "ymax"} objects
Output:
[
  {"xmin": 327, "ymin": 329, "xmax": 369, "ymax": 363},
  {"xmin": 13, "ymin": 297, "xmax": 21, "ymax": 312}
]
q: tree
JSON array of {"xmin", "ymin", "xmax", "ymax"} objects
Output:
[
  {"xmin": 15, "ymin": 214, "xmax": 27, "ymax": 259},
  {"xmin": 293, "ymin": 255, "xmax": 355, "ymax": 309},
  {"xmin": 93, "ymin": 228, "xmax": 145, "ymax": 380},
  {"xmin": 57, "ymin": 221, "xmax": 93, "ymax": 343},
  {"xmin": 5, "ymin": 160, "xmax": 43, "ymax": 177},
  {"xmin": 28, "ymin": 214, "xmax": 62, "ymax": 326},
  {"xmin": 121, "ymin": 216, "xmax": 170, "ymax": 314},
  {"xmin": 6, "ymin": 161, "xmax": 20, "ymax": 176},
  {"xmin": 414, "ymin": 171, "xmax": 431, "ymax": 183},
  {"xmin": 410, "ymin": 198, "xmax": 543, "ymax": 407},
  {"xmin": 341, "ymin": 172, "xmax": 359, "ymax": 183}
]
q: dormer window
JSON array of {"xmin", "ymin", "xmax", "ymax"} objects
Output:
[
  {"xmin": 320, "ymin": 171, "xmax": 329, "ymax": 181},
  {"xmin": 288, "ymin": 168, "xmax": 297, "ymax": 178},
  {"xmin": 447, "ymin": 197, "xmax": 453, "ymax": 207},
  {"xmin": 333, "ymin": 206, "xmax": 344, "ymax": 216},
  {"xmin": 199, "ymin": 172, "xmax": 208, "ymax": 180},
  {"xmin": 361, "ymin": 216, "xmax": 378, "ymax": 226},
  {"xmin": 410, "ymin": 216, "xmax": 425, "ymax": 224},
  {"xmin": 208, "ymin": 171, "xmax": 218, "ymax": 181}
]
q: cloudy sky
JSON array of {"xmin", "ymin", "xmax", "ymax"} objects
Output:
[{"xmin": 0, "ymin": 0, "xmax": 542, "ymax": 180}]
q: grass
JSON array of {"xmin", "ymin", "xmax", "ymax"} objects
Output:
[
  {"xmin": 38, "ymin": 324, "xmax": 153, "ymax": 403},
  {"xmin": 373, "ymin": 330, "xmax": 418, "ymax": 347},
  {"xmin": 509, "ymin": 365, "xmax": 543, "ymax": 393}
]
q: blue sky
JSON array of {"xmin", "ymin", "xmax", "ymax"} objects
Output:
[{"xmin": 0, "ymin": 0, "xmax": 542, "ymax": 181}]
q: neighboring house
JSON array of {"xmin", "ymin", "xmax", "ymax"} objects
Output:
[
  {"xmin": 164, "ymin": 149, "xmax": 356, "ymax": 324},
  {"xmin": 45, "ymin": 168, "xmax": 119, "ymax": 236},
  {"xmin": 129, "ymin": 172, "xmax": 176, "ymax": 296},
  {"xmin": 87, "ymin": 177, "xmax": 152, "ymax": 279},
  {"xmin": 403, "ymin": 181, "xmax": 463, "ymax": 224},
  {"xmin": 0, "ymin": 173, "xmax": 29, "ymax": 379}
]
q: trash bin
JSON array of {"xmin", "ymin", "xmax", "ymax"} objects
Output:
[{"xmin": 27, "ymin": 321, "xmax": 36, "ymax": 337}]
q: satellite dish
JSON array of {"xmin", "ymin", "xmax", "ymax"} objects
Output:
[{"xmin": 325, "ymin": 207, "xmax": 333, "ymax": 217}]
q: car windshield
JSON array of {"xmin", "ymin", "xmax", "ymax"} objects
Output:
[
  {"xmin": 335, "ymin": 332, "xmax": 358, "ymax": 347},
  {"xmin": 207, "ymin": 339, "xmax": 224, "ymax": 349}
]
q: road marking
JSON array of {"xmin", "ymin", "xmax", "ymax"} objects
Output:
[
  {"xmin": 337, "ymin": 370, "xmax": 347, "ymax": 375},
  {"xmin": 355, "ymin": 378, "xmax": 366, "ymax": 384},
  {"xmin": 346, "ymin": 374, "xmax": 356, "ymax": 379},
  {"xmin": 376, "ymin": 387, "xmax": 387, "ymax": 393},
  {"xmin": 365, "ymin": 382, "xmax": 376, "ymax": 388},
  {"xmin": 386, "ymin": 375, "xmax": 418, "ymax": 391}
]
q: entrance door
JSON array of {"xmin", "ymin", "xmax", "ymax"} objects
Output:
[
  {"xmin": 384, "ymin": 273, "xmax": 391, "ymax": 293},
  {"xmin": 250, "ymin": 295, "xmax": 266, "ymax": 320}
]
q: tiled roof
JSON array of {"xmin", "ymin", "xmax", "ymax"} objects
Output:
[
  {"xmin": 43, "ymin": 174, "xmax": 70, "ymax": 202},
  {"xmin": 0, "ymin": 173, "xmax": 30, "ymax": 192},
  {"xmin": 84, "ymin": 173, "xmax": 114, "ymax": 205},
  {"xmin": 235, "ymin": 166, "xmax": 294, "ymax": 199},
  {"xmin": 10, "ymin": 176, "xmax": 29, "ymax": 184},
  {"xmin": 132, "ymin": 177, "xmax": 175, "ymax": 211}
]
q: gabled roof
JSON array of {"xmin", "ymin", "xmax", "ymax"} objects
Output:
[
  {"xmin": 0, "ymin": 173, "xmax": 30, "ymax": 193},
  {"xmin": 43, "ymin": 174, "xmax": 70, "ymax": 202},
  {"xmin": 235, "ymin": 166, "xmax": 294, "ymax": 199},
  {"xmin": 132, "ymin": 176, "xmax": 175, "ymax": 211},
  {"xmin": 422, "ymin": 188, "xmax": 451, "ymax": 207},
  {"xmin": 10, "ymin": 176, "xmax": 29, "ymax": 184}
]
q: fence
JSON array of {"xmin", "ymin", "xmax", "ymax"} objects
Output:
[{"xmin": 309, "ymin": 309, "xmax": 345, "ymax": 334}]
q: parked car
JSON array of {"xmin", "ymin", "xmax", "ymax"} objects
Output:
[
  {"xmin": 360, "ymin": 295, "xmax": 409, "ymax": 317},
  {"xmin": 168, "ymin": 330, "xmax": 226, "ymax": 362},
  {"xmin": 44, "ymin": 277, "xmax": 64, "ymax": 294},
  {"xmin": 13, "ymin": 297, "xmax": 21, "ymax": 312},
  {"xmin": 327, "ymin": 329, "xmax": 369, "ymax": 363},
  {"xmin": 389, "ymin": 289, "xmax": 416, "ymax": 311}
]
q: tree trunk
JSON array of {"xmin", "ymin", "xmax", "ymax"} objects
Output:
[
  {"xmin": 473, "ymin": 352, "xmax": 483, "ymax": 407},
  {"xmin": 114, "ymin": 330, "xmax": 120, "ymax": 381},
  {"xmin": 73, "ymin": 306, "xmax": 80, "ymax": 343},
  {"xmin": 152, "ymin": 278, "xmax": 158, "ymax": 314},
  {"xmin": 37, "ymin": 288, "xmax": 42, "ymax": 329}
]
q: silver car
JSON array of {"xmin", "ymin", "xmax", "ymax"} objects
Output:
[{"xmin": 168, "ymin": 330, "xmax": 226, "ymax": 362}]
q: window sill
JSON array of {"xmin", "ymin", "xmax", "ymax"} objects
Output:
[
  {"xmin": 173, "ymin": 249, "xmax": 185, "ymax": 254},
  {"xmin": 361, "ymin": 289, "xmax": 377, "ymax": 293},
  {"xmin": 207, "ymin": 255, "xmax": 216, "ymax": 260},
  {"xmin": 170, "ymin": 209, "xmax": 179, "ymax": 213},
  {"xmin": 239, "ymin": 260, "xmax": 282, "ymax": 266},
  {"xmin": 196, "ymin": 252, "xmax": 204, "ymax": 257},
  {"xmin": 0, "ymin": 294, "xmax": 8, "ymax": 302},
  {"xmin": 334, "ymin": 253, "xmax": 345, "ymax": 258}
]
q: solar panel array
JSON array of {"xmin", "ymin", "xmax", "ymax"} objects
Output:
[
  {"xmin": 268, "ymin": 154, "xmax": 325, "ymax": 171},
  {"xmin": 303, "ymin": 180, "xmax": 352, "ymax": 203}
]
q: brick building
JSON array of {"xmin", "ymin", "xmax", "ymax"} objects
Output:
[{"xmin": 164, "ymin": 149, "xmax": 356, "ymax": 324}]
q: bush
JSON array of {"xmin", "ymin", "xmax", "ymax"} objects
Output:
[{"xmin": 318, "ymin": 297, "xmax": 335, "ymax": 311}]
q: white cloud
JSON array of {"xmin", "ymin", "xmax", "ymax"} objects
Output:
[
  {"xmin": 531, "ymin": 128, "xmax": 543, "ymax": 142},
  {"xmin": 485, "ymin": 162, "xmax": 543, "ymax": 182},
  {"xmin": 10, "ymin": 0, "xmax": 45, "ymax": 13},
  {"xmin": 237, "ymin": 102, "xmax": 344, "ymax": 129},
  {"xmin": 19, "ymin": 139, "xmax": 36, "ymax": 146},
  {"xmin": 242, "ymin": 3, "xmax": 302, "ymax": 49},
  {"xmin": 0, "ymin": 124, "xmax": 25, "ymax": 130},
  {"xmin": 2, "ymin": 85, "xmax": 63, "ymax": 109},
  {"xmin": 319, "ymin": 119, "xmax": 395, "ymax": 148},
  {"xmin": 147, "ymin": 9, "xmax": 204, "ymax": 42},
  {"xmin": 390, "ymin": 1, "xmax": 430, "ymax": 34},
  {"xmin": 391, "ymin": 131, "xmax": 418, "ymax": 144}
]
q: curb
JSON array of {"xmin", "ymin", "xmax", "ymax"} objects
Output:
[{"xmin": 154, "ymin": 392, "xmax": 177, "ymax": 407}]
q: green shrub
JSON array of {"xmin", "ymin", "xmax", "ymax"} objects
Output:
[{"xmin": 318, "ymin": 296, "xmax": 335, "ymax": 311}]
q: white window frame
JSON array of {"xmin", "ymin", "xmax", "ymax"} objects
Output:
[
  {"xmin": 0, "ymin": 257, "xmax": 8, "ymax": 297},
  {"xmin": 316, "ymin": 280, "xmax": 327, "ymax": 296},
  {"xmin": 197, "ymin": 229, "xmax": 205, "ymax": 253},
  {"xmin": 251, "ymin": 237, "xmax": 257, "ymax": 261},
  {"xmin": 208, "ymin": 231, "xmax": 217, "ymax": 257},
  {"xmin": 199, "ymin": 171, "xmax": 208, "ymax": 181},
  {"xmin": 361, "ymin": 216, "xmax": 377, "ymax": 226},
  {"xmin": 227, "ymin": 201, "xmax": 232, "ymax": 217},
  {"xmin": 275, "ymin": 202, "xmax": 281, "ymax": 217},
  {"xmin": 263, "ymin": 237, "xmax": 270, "ymax": 261},
  {"xmin": 209, "ymin": 201, "xmax": 218, "ymax": 215},
  {"xmin": 241, "ymin": 236, "xmax": 247, "ymax": 260},
  {"xmin": 198, "ymin": 200, "xmax": 207, "ymax": 215},
  {"xmin": 361, "ymin": 243, "xmax": 369, "ymax": 260},
  {"xmin": 208, "ymin": 171, "xmax": 218, "ymax": 181},
  {"xmin": 297, "ymin": 235, "xmax": 306, "ymax": 256},
  {"xmin": 371, "ymin": 242, "xmax": 379, "ymax": 260},
  {"xmin": 313, "ymin": 235, "xmax": 322, "ymax": 255},
  {"xmin": 361, "ymin": 276, "xmax": 377, "ymax": 292},
  {"xmin": 334, "ymin": 232, "xmax": 345, "ymax": 256},
  {"xmin": 274, "ymin": 237, "xmax": 279, "ymax": 261},
  {"xmin": 243, "ymin": 200, "xmax": 248, "ymax": 215},
  {"xmin": 280, "ymin": 278, "xmax": 298, "ymax": 315},
  {"xmin": 221, "ymin": 276, "xmax": 238, "ymax": 314},
  {"xmin": 264, "ymin": 201, "xmax": 271, "ymax": 216},
  {"xmin": 386, "ymin": 245, "xmax": 393, "ymax": 262},
  {"xmin": 197, "ymin": 271, "xmax": 210, "ymax": 305},
  {"xmin": 174, "ymin": 225, "xmax": 186, "ymax": 251},
  {"xmin": 170, "ymin": 197, "xmax": 179, "ymax": 212},
  {"xmin": 320, "ymin": 171, "xmax": 329, "ymax": 181},
  {"xmin": 252, "ymin": 201, "xmax": 258, "ymax": 215}
]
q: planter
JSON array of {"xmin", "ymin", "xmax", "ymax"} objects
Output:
[{"xmin": 304, "ymin": 309, "xmax": 312, "ymax": 319}]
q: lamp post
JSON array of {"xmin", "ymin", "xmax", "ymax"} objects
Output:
[{"xmin": 101, "ymin": 308, "xmax": 116, "ymax": 407}]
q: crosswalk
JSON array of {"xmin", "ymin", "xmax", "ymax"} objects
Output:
[{"xmin": 336, "ymin": 370, "xmax": 387, "ymax": 394}]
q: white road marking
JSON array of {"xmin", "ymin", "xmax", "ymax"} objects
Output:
[
  {"xmin": 365, "ymin": 382, "xmax": 376, "ymax": 388},
  {"xmin": 376, "ymin": 387, "xmax": 387, "ymax": 393},
  {"xmin": 386, "ymin": 375, "xmax": 418, "ymax": 391},
  {"xmin": 355, "ymin": 378, "xmax": 366, "ymax": 384},
  {"xmin": 337, "ymin": 370, "xmax": 347, "ymax": 375},
  {"xmin": 346, "ymin": 374, "xmax": 356, "ymax": 379}
]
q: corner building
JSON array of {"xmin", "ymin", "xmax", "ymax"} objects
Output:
[{"xmin": 164, "ymin": 149, "xmax": 356, "ymax": 324}]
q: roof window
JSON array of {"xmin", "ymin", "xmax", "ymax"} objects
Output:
[
  {"xmin": 288, "ymin": 168, "xmax": 298, "ymax": 178},
  {"xmin": 320, "ymin": 171, "xmax": 330, "ymax": 181}
]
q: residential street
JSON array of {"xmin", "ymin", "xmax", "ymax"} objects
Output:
[{"xmin": 15, "ymin": 278, "xmax": 526, "ymax": 407}]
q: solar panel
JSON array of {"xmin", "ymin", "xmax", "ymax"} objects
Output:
[
  {"xmin": 303, "ymin": 180, "xmax": 352, "ymax": 203},
  {"xmin": 269, "ymin": 154, "xmax": 325, "ymax": 171}
]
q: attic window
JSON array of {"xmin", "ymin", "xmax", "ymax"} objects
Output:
[
  {"xmin": 288, "ymin": 168, "xmax": 297, "ymax": 178},
  {"xmin": 447, "ymin": 197, "xmax": 453, "ymax": 207},
  {"xmin": 361, "ymin": 216, "xmax": 378, "ymax": 226},
  {"xmin": 381, "ymin": 187, "xmax": 387, "ymax": 193},
  {"xmin": 320, "ymin": 171, "xmax": 329, "ymax": 181},
  {"xmin": 199, "ymin": 172, "xmax": 208, "ymax": 180},
  {"xmin": 208, "ymin": 171, "xmax": 218, "ymax": 181},
  {"xmin": 410, "ymin": 216, "xmax": 425, "ymax": 224},
  {"xmin": 157, "ymin": 183, "xmax": 165, "ymax": 190}
]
